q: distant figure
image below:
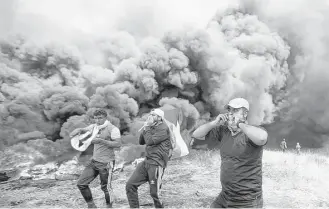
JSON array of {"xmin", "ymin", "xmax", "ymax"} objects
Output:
[
  {"xmin": 280, "ymin": 139, "xmax": 287, "ymax": 152},
  {"xmin": 296, "ymin": 142, "xmax": 301, "ymax": 154}
]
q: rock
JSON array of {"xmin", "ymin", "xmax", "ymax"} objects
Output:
[
  {"xmin": 0, "ymin": 172, "xmax": 9, "ymax": 182},
  {"xmin": 17, "ymin": 131, "xmax": 46, "ymax": 142},
  {"xmin": 29, "ymin": 162, "xmax": 58, "ymax": 180},
  {"xmin": 19, "ymin": 170, "xmax": 33, "ymax": 180},
  {"xmin": 0, "ymin": 168, "xmax": 20, "ymax": 181},
  {"xmin": 55, "ymin": 173, "xmax": 79, "ymax": 181}
]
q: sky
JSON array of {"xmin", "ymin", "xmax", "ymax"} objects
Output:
[{"xmin": 1, "ymin": 0, "xmax": 234, "ymax": 41}]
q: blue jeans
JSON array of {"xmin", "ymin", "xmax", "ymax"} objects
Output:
[{"xmin": 77, "ymin": 159, "xmax": 112, "ymax": 204}]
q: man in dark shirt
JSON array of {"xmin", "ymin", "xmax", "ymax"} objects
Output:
[
  {"xmin": 192, "ymin": 98, "xmax": 268, "ymax": 208},
  {"xmin": 126, "ymin": 108, "xmax": 172, "ymax": 208}
]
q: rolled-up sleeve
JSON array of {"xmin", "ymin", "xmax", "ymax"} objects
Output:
[
  {"xmin": 247, "ymin": 125, "xmax": 268, "ymax": 147},
  {"xmin": 111, "ymin": 127, "xmax": 121, "ymax": 140}
]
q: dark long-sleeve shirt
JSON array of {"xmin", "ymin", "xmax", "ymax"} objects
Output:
[{"xmin": 139, "ymin": 122, "xmax": 172, "ymax": 168}]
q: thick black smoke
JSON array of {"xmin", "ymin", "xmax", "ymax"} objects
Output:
[{"xmin": 1, "ymin": 0, "xmax": 329, "ymax": 166}]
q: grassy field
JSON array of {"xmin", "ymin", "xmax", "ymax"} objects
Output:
[{"xmin": 1, "ymin": 149, "xmax": 329, "ymax": 208}]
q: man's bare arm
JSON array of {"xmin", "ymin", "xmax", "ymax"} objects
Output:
[
  {"xmin": 192, "ymin": 114, "xmax": 227, "ymax": 139},
  {"xmin": 239, "ymin": 123, "xmax": 268, "ymax": 146},
  {"xmin": 192, "ymin": 121, "xmax": 218, "ymax": 139},
  {"xmin": 69, "ymin": 125, "xmax": 93, "ymax": 137}
]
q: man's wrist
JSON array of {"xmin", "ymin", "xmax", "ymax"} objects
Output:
[
  {"xmin": 210, "ymin": 120, "xmax": 218, "ymax": 127},
  {"xmin": 237, "ymin": 121, "xmax": 246, "ymax": 128}
]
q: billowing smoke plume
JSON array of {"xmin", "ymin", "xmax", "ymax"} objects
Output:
[
  {"xmin": 163, "ymin": 8, "xmax": 290, "ymax": 125},
  {"xmin": 234, "ymin": 0, "xmax": 329, "ymax": 148},
  {"xmin": 1, "ymin": 0, "xmax": 329, "ymax": 166}
]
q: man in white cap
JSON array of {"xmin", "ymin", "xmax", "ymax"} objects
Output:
[
  {"xmin": 192, "ymin": 98, "xmax": 268, "ymax": 208},
  {"xmin": 126, "ymin": 108, "xmax": 172, "ymax": 208}
]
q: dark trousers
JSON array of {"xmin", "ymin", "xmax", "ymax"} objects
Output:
[
  {"xmin": 77, "ymin": 159, "xmax": 112, "ymax": 205},
  {"xmin": 210, "ymin": 192, "xmax": 263, "ymax": 208},
  {"xmin": 126, "ymin": 161, "xmax": 165, "ymax": 208}
]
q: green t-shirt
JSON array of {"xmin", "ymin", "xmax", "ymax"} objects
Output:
[
  {"xmin": 85, "ymin": 123, "xmax": 121, "ymax": 163},
  {"xmin": 206, "ymin": 125, "xmax": 266, "ymax": 201}
]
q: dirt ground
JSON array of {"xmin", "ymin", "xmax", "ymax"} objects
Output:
[
  {"xmin": 0, "ymin": 150, "xmax": 219, "ymax": 208},
  {"xmin": 0, "ymin": 159, "xmax": 213, "ymax": 208},
  {"xmin": 1, "ymin": 149, "xmax": 329, "ymax": 208}
]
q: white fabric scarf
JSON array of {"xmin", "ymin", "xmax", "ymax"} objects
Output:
[
  {"xmin": 93, "ymin": 120, "xmax": 109, "ymax": 134},
  {"xmin": 71, "ymin": 120, "xmax": 109, "ymax": 152}
]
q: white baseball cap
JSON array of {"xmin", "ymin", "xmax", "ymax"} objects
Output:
[
  {"xmin": 225, "ymin": 98, "xmax": 250, "ymax": 111},
  {"xmin": 151, "ymin": 108, "xmax": 165, "ymax": 118}
]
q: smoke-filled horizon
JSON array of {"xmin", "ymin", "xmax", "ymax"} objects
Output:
[{"xmin": 1, "ymin": 0, "xmax": 329, "ymax": 166}]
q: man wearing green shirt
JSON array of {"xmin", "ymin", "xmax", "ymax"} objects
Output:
[{"xmin": 192, "ymin": 98, "xmax": 268, "ymax": 208}]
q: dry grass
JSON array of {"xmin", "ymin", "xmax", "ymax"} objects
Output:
[{"xmin": 1, "ymin": 149, "xmax": 329, "ymax": 208}]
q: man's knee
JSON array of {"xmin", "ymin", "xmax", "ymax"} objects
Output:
[
  {"xmin": 100, "ymin": 184, "xmax": 108, "ymax": 192},
  {"xmin": 126, "ymin": 181, "xmax": 136, "ymax": 193},
  {"xmin": 77, "ymin": 183, "xmax": 88, "ymax": 190}
]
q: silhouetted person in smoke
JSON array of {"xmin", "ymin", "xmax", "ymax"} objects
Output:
[
  {"xmin": 192, "ymin": 98, "xmax": 268, "ymax": 208},
  {"xmin": 280, "ymin": 138, "xmax": 287, "ymax": 152},
  {"xmin": 70, "ymin": 109, "xmax": 121, "ymax": 208},
  {"xmin": 296, "ymin": 142, "xmax": 301, "ymax": 154},
  {"xmin": 126, "ymin": 108, "xmax": 172, "ymax": 208}
]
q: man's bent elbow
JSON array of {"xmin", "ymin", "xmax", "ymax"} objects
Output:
[
  {"xmin": 116, "ymin": 142, "xmax": 122, "ymax": 148},
  {"xmin": 192, "ymin": 128, "xmax": 205, "ymax": 139},
  {"xmin": 191, "ymin": 133, "xmax": 205, "ymax": 141},
  {"xmin": 259, "ymin": 132, "xmax": 268, "ymax": 145},
  {"xmin": 262, "ymin": 130, "xmax": 268, "ymax": 140},
  {"xmin": 191, "ymin": 133, "xmax": 197, "ymax": 139},
  {"xmin": 191, "ymin": 132, "xmax": 196, "ymax": 138},
  {"xmin": 191, "ymin": 129, "xmax": 199, "ymax": 138},
  {"xmin": 113, "ymin": 139, "xmax": 122, "ymax": 148}
]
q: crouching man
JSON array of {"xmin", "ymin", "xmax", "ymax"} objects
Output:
[
  {"xmin": 126, "ymin": 109, "xmax": 172, "ymax": 208},
  {"xmin": 70, "ymin": 109, "xmax": 121, "ymax": 208},
  {"xmin": 192, "ymin": 98, "xmax": 268, "ymax": 208}
]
